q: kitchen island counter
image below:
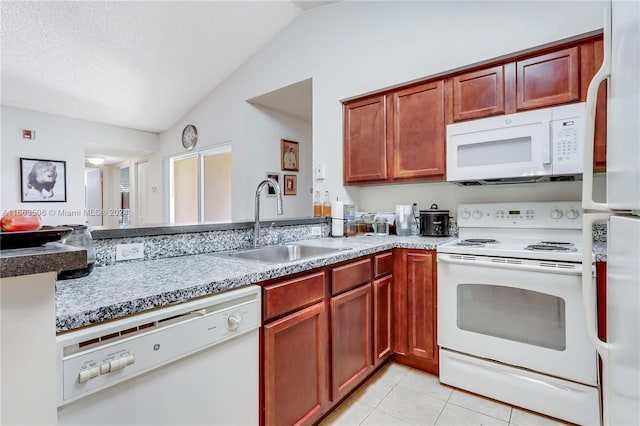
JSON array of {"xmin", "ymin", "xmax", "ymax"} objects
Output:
[
  {"xmin": 1, "ymin": 242, "xmax": 86, "ymax": 278},
  {"xmin": 56, "ymin": 235, "xmax": 452, "ymax": 332}
]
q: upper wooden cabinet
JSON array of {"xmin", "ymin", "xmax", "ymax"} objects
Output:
[
  {"xmin": 452, "ymin": 65, "xmax": 505, "ymax": 121},
  {"xmin": 344, "ymin": 34, "xmax": 608, "ymax": 180},
  {"xmin": 390, "ymin": 81, "xmax": 446, "ymax": 180},
  {"xmin": 516, "ymin": 47, "xmax": 580, "ymax": 110},
  {"xmin": 343, "ymin": 81, "xmax": 446, "ymax": 185},
  {"xmin": 343, "ymin": 95, "xmax": 387, "ymax": 183}
]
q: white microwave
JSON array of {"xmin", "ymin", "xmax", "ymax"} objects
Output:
[{"xmin": 446, "ymin": 102, "xmax": 586, "ymax": 185}]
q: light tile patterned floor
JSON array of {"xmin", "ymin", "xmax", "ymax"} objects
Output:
[{"xmin": 319, "ymin": 362, "xmax": 574, "ymax": 426}]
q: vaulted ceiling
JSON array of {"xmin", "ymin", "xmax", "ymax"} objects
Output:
[{"xmin": 1, "ymin": 1, "xmax": 336, "ymax": 134}]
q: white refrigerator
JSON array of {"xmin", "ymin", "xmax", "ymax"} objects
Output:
[{"xmin": 582, "ymin": 1, "xmax": 640, "ymax": 425}]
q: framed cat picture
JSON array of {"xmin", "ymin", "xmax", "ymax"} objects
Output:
[{"xmin": 20, "ymin": 158, "xmax": 67, "ymax": 202}]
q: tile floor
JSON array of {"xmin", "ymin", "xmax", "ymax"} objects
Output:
[{"xmin": 319, "ymin": 362, "xmax": 573, "ymax": 426}]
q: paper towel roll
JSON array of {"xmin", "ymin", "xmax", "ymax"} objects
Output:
[{"xmin": 331, "ymin": 201, "xmax": 344, "ymax": 237}]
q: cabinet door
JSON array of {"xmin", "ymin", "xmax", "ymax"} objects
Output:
[
  {"xmin": 343, "ymin": 95, "xmax": 388, "ymax": 184},
  {"xmin": 406, "ymin": 251, "xmax": 438, "ymax": 375},
  {"xmin": 516, "ymin": 47, "xmax": 580, "ymax": 110},
  {"xmin": 390, "ymin": 81, "xmax": 446, "ymax": 180},
  {"xmin": 330, "ymin": 283, "xmax": 373, "ymax": 402},
  {"xmin": 373, "ymin": 275, "xmax": 393, "ymax": 366},
  {"xmin": 264, "ymin": 302, "xmax": 328, "ymax": 426},
  {"xmin": 453, "ymin": 65, "xmax": 505, "ymax": 121}
]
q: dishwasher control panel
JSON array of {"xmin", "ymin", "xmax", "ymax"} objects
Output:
[{"xmin": 57, "ymin": 286, "xmax": 261, "ymax": 406}]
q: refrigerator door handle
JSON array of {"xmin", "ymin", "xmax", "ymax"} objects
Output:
[
  {"xmin": 582, "ymin": 213, "xmax": 613, "ymax": 425},
  {"xmin": 582, "ymin": 213, "xmax": 612, "ymax": 360},
  {"xmin": 582, "ymin": 1, "xmax": 612, "ymax": 212}
]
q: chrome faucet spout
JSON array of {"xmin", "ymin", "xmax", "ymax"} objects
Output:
[{"xmin": 254, "ymin": 178, "xmax": 284, "ymax": 248}]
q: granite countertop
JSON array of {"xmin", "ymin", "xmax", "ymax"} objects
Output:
[
  {"xmin": 56, "ymin": 235, "xmax": 453, "ymax": 332},
  {"xmin": 1, "ymin": 243, "xmax": 87, "ymax": 278},
  {"xmin": 55, "ymin": 235, "xmax": 609, "ymax": 333}
]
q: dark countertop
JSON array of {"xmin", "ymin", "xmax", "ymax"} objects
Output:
[{"xmin": 1, "ymin": 243, "xmax": 87, "ymax": 278}]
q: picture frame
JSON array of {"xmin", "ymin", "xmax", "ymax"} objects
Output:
[
  {"xmin": 281, "ymin": 139, "xmax": 299, "ymax": 172},
  {"xmin": 283, "ymin": 174, "xmax": 297, "ymax": 196},
  {"xmin": 265, "ymin": 172, "xmax": 280, "ymax": 198},
  {"xmin": 20, "ymin": 158, "xmax": 67, "ymax": 202}
]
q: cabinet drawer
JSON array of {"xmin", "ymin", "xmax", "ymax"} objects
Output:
[
  {"xmin": 264, "ymin": 272, "xmax": 326, "ymax": 322},
  {"xmin": 374, "ymin": 252, "xmax": 393, "ymax": 278},
  {"xmin": 331, "ymin": 259, "xmax": 371, "ymax": 295}
]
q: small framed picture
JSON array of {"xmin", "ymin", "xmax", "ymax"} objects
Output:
[
  {"xmin": 281, "ymin": 139, "xmax": 299, "ymax": 172},
  {"xmin": 283, "ymin": 174, "xmax": 297, "ymax": 196},
  {"xmin": 265, "ymin": 172, "xmax": 280, "ymax": 197},
  {"xmin": 20, "ymin": 158, "xmax": 67, "ymax": 202}
]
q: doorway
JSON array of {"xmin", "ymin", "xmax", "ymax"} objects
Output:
[{"xmin": 169, "ymin": 144, "xmax": 232, "ymax": 223}]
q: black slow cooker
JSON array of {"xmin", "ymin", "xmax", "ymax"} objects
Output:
[{"xmin": 419, "ymin": 204, "xmax": 450, "ymax": 237}]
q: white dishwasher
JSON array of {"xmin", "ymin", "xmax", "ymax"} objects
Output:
[{"xmin": 56, "ymin": 285, "xmax": 261, "ymax": 426}]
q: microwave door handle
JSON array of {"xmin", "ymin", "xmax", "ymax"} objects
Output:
[{"xmin": 582, "ymin": 2, "xmax": 612, "ymax": 212}]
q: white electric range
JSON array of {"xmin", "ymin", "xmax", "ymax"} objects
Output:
[{"xmin": 437, "ymin": 201, "xmax": 600, "ymax": 426}]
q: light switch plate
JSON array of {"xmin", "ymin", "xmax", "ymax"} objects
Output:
[
  {"xmin": 315, "ymin": 163, "xmax": 326, "ymax": 180},
  {"xmin": 116, "ymin": 243, "xmax": 144, "ymax": 261},
  {"xmin": 311, "ymin": 226, "xmax": 322, "ymax": 236}
]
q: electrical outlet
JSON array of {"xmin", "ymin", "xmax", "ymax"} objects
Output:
[
  {"xmin": 311, "ymin": 226, "xmax": 322, "ymax": 236},
  {"xmin": 116, "ymin": 243, "xmax": 144, "ymax": 261}
]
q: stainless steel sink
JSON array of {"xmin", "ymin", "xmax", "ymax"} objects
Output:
[{"xmin": 227, "ymin": 243, "xmax": 348, "ymax": 263}]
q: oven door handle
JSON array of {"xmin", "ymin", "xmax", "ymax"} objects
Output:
[{"xmin": 437, "ymin": 253, "xmax": 583, "ymax": 275}]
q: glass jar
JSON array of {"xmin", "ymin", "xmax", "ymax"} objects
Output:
[{"xmin": 57, "ymin": 224, "xmax": 96, "ymax": 280}]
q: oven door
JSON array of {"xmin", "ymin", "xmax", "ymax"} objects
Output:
[{"xmin": 437, "ymin": 253, "xmax": 598, "ymax": 386}]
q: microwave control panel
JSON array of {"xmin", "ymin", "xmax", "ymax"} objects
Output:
[{"xmin": 551, "ymin": 115, "xmax": 584, "ymax": 175}]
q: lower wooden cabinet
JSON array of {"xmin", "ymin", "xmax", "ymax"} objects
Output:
[
  {"xmin": 330, "ymin": 283, "xmax": 373, "ymax": 401},
  {"xmin": 263, "ymin": 302, "xmax": 328, "ymax": 426},
  {"xmin": 392, "ymin": 249, "xmax": 439, "ymax": 375},
  {"xmin": 373, "ymin": 275, "xmax": 393, "ymax": 366},
  {"xmin": 261, "ymin": 250, "xmax": 439, "ymax": 425}
]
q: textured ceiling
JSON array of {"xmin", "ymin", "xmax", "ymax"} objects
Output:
[{"xmin": 0, "ymin": 1, "xmax": 317, "ymax": 134}]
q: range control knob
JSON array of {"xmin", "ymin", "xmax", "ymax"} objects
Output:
[
  {"xmin": 226, "ymin": 312, "xmax": 242, "ymax": 331},
  {"xmin": 565, "ymin": 208, "xmax": 580, "ymax": 220},
  {"xmin": 550, "ymin": 208, "xmax": 564, "ymax": 220},
  {"xmin": 460, "ymin": 210, "xmax": 471, "ymax": 220},
  {"xmin": 472, "ymin": 210, "xmax": 483, "ymax": 220}
]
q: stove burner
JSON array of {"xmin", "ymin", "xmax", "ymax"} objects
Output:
[
  {"xmin": 539, "ymin": 241, "xmax": 575, "ymax": 246},
  {"xmin": 454, "ymin": 238, "xmax": 499, "ymax": 247},
  {"xmin": 524, "ymin": 244, "xmax": 578, "ymax": 252},
  {"xmin": 455, "ymin": 241, "xmax": 485, "ymax": 247}
]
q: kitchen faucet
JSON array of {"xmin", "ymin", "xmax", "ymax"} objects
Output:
[{"xmin": 254, "ymin": 178, "xmax": 283, "ymax": 247}]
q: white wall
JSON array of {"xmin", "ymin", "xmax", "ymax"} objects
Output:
[
  {"xmin": 1, "ymin": 106, "xmax": 158, "ymax": 225},
  {"xmin": 149, "ymin": 0, "xmax": 604, "ymax": 218},
  {"xmin": 151, "ymin": 95, "xmax": 312, "ymax": 223}
]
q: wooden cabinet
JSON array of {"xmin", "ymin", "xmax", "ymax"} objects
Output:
[
  {"xmin": 591, "ymin": 38, "xmax": 608, "ymax": 171},
  {"xmin": 345, "ymin": 36, "xmax": 607, "ymax": 181},
  {"xmin": 262, "ymin": 273, "xmax": 328, "ymax": 426},
  {"xmin": 329, "ymin": 258, "xmax": 373, "ymax": 401},
  {"xmin": 452, "ymin": 65, "xmax": 505, "ymax": 121},
  {"xmin": 343, "ymin": 95, "xmax": 388, "ymax": 183},
  {"xmin": 343, "ymin": 82, "xmax": 446, "ymax": 185},
  {"xmin": 389, "ymin": 81, "xmax": 446, "ymax": 180},
  {"xmin": 330, "ymin": 284, "xmax": 373, "ymax": 401},
  {"xmin": 373, "ymin": 252, "xmax": 393, "ymax": 366},
  {"xmin": 262, "ymin": 254, "xmax": 395, "ymax": 425},
  {"xmin": 597, "ymin": 262, "xmax": 607, "ymax": 341},
  {"xmin": 516, "ymin": 47, "xmax": 580, "ymax": 110},
  {"xmin": 392, "ymin": 249, "xmax": 438, "ymax": 375}
]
